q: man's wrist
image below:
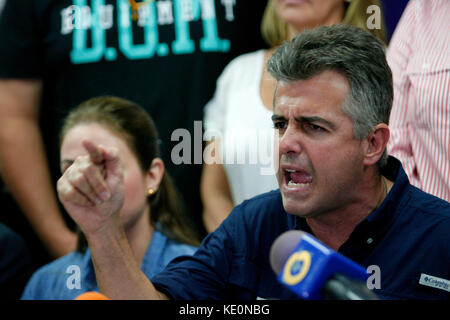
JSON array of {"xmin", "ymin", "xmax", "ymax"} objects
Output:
[{"xmin": 84, "ymin": 217, "xmax": 126, "ymax": 248}]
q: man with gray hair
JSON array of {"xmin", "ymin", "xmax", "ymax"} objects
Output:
[{"xmin": 56, "ymin": 24, "xmax": 450, "ymax": 300}]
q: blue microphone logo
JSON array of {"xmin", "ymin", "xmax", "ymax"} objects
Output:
[
  {"xmin": 282, "ymin": 250, "xmax": 311, "ymax": 286},
  {"xmin": 277, "ymin": 233, "xmax": 368, "ymax": 299}
]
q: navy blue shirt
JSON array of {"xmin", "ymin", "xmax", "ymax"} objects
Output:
[{"xmin": 151, "ymin": 157, "xmax": 450, "ymax": 299}]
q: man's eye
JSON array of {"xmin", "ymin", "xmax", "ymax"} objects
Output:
[
  {"xmin": 273, "ymin": 122, "xmax": 287, "ymax": 130},
  {"xmin": 304, "ymin": 123, "xmax": 324, "ymax": 132}
]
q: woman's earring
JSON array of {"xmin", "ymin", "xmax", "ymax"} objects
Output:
[{"xmin": 147, "ymin": 188, "xmax": 155, "ymax": 196}]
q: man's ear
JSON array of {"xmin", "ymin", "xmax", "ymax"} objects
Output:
[
  {"xmin": 362, "ymin": 124, "xmax": 390, "ymax": 166},
  {"xmin": 145, "ymin": 158, "xmax": 164, "ymax": 192}
]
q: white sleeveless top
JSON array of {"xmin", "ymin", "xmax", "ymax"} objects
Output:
[{"xmin": 204, "ymin": 50, "xmax": 279, "ymax": 206}]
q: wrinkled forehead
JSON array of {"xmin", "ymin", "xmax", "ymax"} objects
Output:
[{"xmin": 273, "ymin": 70, "xmax": 350, "ymax": 115}]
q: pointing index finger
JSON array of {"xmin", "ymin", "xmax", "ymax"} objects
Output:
[{"xmin": 82, "ymin": 140, "xmax": 104, "ymax": 165}]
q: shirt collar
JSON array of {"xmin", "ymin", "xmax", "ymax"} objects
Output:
[
  {"xmin": 366, "ymin": 156, "xmax": 409, "ymax": 225},
  {"xmin": 338, "ymin": 156, "xmax": 409, "ymax": 260}
]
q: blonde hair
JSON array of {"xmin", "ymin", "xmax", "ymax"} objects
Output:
[{"xmin": 261, "ymin": 0, "xmax": 386, "ymax": 47}]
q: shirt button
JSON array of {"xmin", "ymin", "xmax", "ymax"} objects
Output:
[{"xmin": 367, "ymin": 238, "xmax": 374, "ymax": 245}]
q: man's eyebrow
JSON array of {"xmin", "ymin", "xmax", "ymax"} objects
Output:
[
  {"xmin": 271, "ymin": 114, "xmax": 286, "ymax": 122},
  {"xmin": 297, "ymin": 116, "xmax": 336, "ymax": 130},
  {"xmin": 271, "ymin": 114, "xmax": 336, "ymax": 130}
]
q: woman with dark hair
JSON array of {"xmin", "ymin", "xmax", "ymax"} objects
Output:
[{"xmin": 21, "ymin": 96, "xmax": 200, "ymax": 299}]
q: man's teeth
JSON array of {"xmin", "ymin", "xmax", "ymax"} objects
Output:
[
  {"xmin": 288, "ymin": 180, "xmax": 311, "ymax": 187},
  {"xmin": 285, "ymin": 169, "xmax": 311, "ymax": 187}
]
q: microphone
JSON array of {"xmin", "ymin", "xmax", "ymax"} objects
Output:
[
  {"xmin": 270, "ymin": 230, "xmax": 379, "ymax": 300},
  {"xmin": 74, "ymin": 291, "xmax": 109, "ymax": 300}
]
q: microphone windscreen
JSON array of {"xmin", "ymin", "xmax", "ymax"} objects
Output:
[
  {"xmin": 269, "ymin": 230, "xmax": 306, "ymax": 274},
  {"xmin": 74, "ymin": 291, "xmax": 109, "ymax": 300}
]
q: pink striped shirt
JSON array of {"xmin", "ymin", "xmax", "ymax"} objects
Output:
[{"xmin": 387, "ymin": 0, "xmax": 450, "ymax": 201}]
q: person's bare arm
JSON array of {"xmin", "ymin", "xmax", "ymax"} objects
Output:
[
  {"xmin": 0, "ymin": 79, "xmax": 76, "ymax": 258},
  {"xmin": 201, "ymin": 140, "xmax": 234, "ymax": 233},
  {"xmin": 57, "ymin": 140, "xmax": 168, "ymax": 299},
  {"xmin": 87, "ymin": 222, "xmax": 170, "ymax": 300}
]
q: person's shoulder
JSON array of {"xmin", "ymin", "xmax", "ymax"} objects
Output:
[
  {"xmin": 401, "ymin": 186, "xmax": 450, "ymax": 265},
  {"xmin": 406, "ymin": 185, "xmax": 450, "ymax": 218},
  {"xmin": 400, "ymin": 185, "xmax": 450, "ymax": 247},
  {"xmin": 215, "ymin": 190, "xmax": 289, "ymax": 261},
  {"xmin": 21, "ymin": 251, "xmax": 85, "ymax": 299},
  {"xmin": 151, "ymin": 230, "xmax": 198, "ymax": 274},
  {"xmin": 226, "ymin": 189, "xmax": 285, "ymax": 230},
  {"xmin": 164, "ymin": 237, "xmax": 198, "ymax": 257},
  {"xmin": 219, "ymin": 49, "xmax": 265, "ymax": 80},
  {"xmin": 28, "ymin": 252, "xmax": 85, "ymax": 284},
  {"xmin": 30, "ymin": 252, "xmax": 83, "ymax": 278},
  {"xmin": 40, "ymin": 251, "xmax": 84, "ymax": 269},
  {"xmin": 239, "ymin": 189, "xmax": 283, "ymax": 209},
  {"xmin": 227, "ymin": 49, "xmax": 265, "ymax": 67}
]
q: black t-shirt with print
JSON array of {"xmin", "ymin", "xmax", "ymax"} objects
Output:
[{"xmin": 0, "ymin": 0, "xmax": 268, "ymax": 243}]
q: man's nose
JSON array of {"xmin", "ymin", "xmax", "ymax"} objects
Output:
[{"xmin": 278, "ymin": 125, "xmax": 303, "ymax": 155}]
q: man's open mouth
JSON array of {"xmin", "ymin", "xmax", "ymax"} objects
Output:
[{"xmin": 284, "ymin": 168, "xmax": 313, "ymax": 188}]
